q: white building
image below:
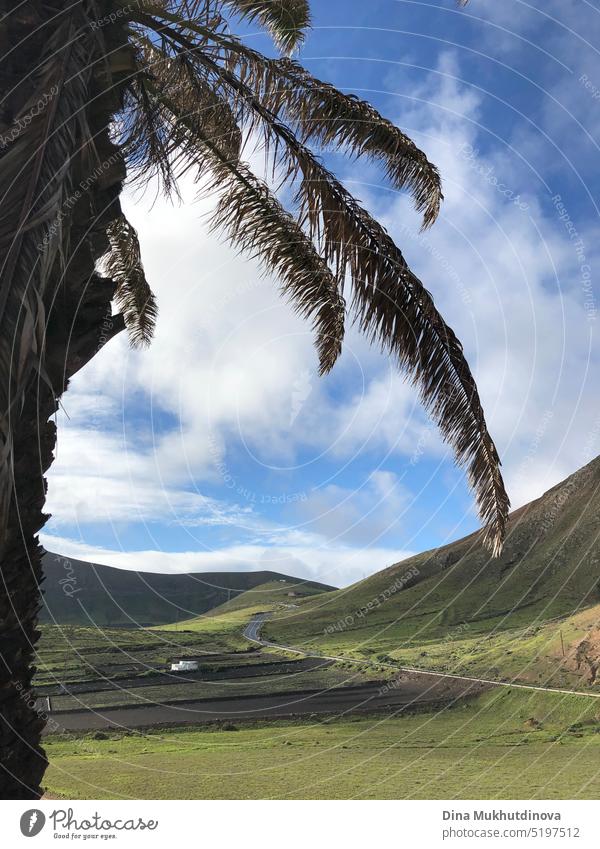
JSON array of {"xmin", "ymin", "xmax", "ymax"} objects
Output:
[{"xmin": 170, "ymin": 660, "xmax": 199, "ymax": 672}]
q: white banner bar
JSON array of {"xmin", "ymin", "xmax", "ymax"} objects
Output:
[{"xmin": 2, "ymin": 800, "xmax": 599, "ymax": 848}]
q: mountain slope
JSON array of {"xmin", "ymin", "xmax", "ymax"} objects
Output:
[
  {"xmin": 205, "ymin": 578, "xmax": 329, "ymax": 616},
  {"xmin": 39, "ymin": 551, "xmax": 335, "ymax": 626},
  {"xmin": 265, "ymin": 456, "xmax": 600, "ymax": 662}
]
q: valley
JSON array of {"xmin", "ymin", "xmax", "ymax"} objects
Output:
[{"xmin": 38, "ymin": 458, "xmax": 600, "ymax": 799}]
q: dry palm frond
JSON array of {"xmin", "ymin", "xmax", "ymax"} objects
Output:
[
  {"xmin": 140, "ymin": 72, "xmax": 345, "ymax": 372},
  {"xmin": 119, "ymin": 33, "xmax": 240, "ymax": 197},
  {"xmin": 132, "ymin": 16, "xmax": 508, "ymax": 550},
  {"xmin": 211, "ymin": 166, "xmax": 345, "ymax": 374},
  {"xmin": 124, "ymin": 37, "xmax": 242, "ymax": 187},
  {"xmin": 105, "ymin": 215, "xmax": 158, "ymax": 348},
  {"xmin": 224, "ymin": 0, "xmax": 311, "ymax": 53},
  {"xmin": 239, "ymin": 57, "xmax": 442, "ymax": 228},
  {"xmin": 120, "ymin": 75, "xmax": 180, "ymax": 197},
  {"xmin": 131, "ymin": 10, "xmax": 442, "ymax": 227}
]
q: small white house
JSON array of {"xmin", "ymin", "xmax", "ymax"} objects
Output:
[{"xmin": 170, "ymin": 660, "xmax": 199, "ymax": 672}]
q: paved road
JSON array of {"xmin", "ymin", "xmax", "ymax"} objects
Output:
[
  {"xmin": 245, "ymin": 614, "xmax": 600, "ymax": 701},
  {"xmin": 242, "ymin": 613, "xmax": 270, "ymax": 643}
]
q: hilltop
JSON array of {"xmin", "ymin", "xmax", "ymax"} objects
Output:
[
  {"xmin": 39, "ymin": 551, "xmax": 335, "ymax": 626},
  {"xmin": 205, "ymin": 577, "xmax": 328, "ymax": 615}
]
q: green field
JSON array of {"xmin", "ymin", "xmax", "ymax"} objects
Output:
[
  {"xmin": 44, "ymin": 688, "xmax": 600, "ymax": 799},
  {"xmin": 152, "ymin": 579, "xmax": 327, "ymax": 652},
  {"xmin": 34, "ymin": 623, "xmax": 257, "ymax": 687},
  {"xmin": 35, "ymin": 460, "xmax": 600, "ymax": 800},
  {"xmin": 156, "ymin": 606, "xmax": 263, "ymax": 647},
  {"xmin": 48, "ymin": 664, "xmax": 372, "ymax": 711},
  {"xmin": 204, "ymin": 578, "xmax": 327, "ymax": 614}
]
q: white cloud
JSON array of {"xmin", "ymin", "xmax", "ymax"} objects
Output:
[
  {"xmin": 373, "ymin": 51, "xmax": 599, "ymax": 509},
  {"xmin": 40, "ymin": 533, "xmax": 414, "ymax": 589},
  {"xmin": 47, "ymin": 423, "xmax": 260, "ymax": 531},
  {"xmin": 291, "ymin": 470, "xmax": 410, "ymax": 546}
]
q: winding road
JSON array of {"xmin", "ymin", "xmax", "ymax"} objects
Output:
[
  {"xmin": 42, "ymin": 612, "xmax": 600, "ymax": 735},
  {"xmin": 243, "ymin": 613, "xmax": 600, "ymax": 701}
]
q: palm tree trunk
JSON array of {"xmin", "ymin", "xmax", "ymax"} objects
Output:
[
  {"xmin": 0, "ymin": 215, "xmax": 126, "ymax": 799},
  {"xmin": 0, "ymin": 4, "xmax": 131, "ymax": 798}
]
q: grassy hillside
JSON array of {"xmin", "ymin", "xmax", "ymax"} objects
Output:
[
  {"xmin": 265, "ymin": 457, "xmax": 600, "ymax": 687},
  {"xmin": 156, "ymin": 606, "xmax": 262, "ymax": 650},
  {"xmin": 40, "ymin": 551, "xmax": 334, "ymax": 626},
  {"xmin": 43, "ymin": 687, "xmax": 600, "ymax": 799},
  {"xmin": 205, "ymin": 578, "xmax": 329, "ymax": 615},
  {"xmin": 35, "ymin": 578, "xmax": 320, "ymax": 689},
  {"xmin": 154, "ymin": 578, "xmax": 331, "ymax": 650}
]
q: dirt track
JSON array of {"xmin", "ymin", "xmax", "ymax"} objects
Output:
[{"xmin": 44, "ymin": 673, "xmax": 486, "ymax": 733}]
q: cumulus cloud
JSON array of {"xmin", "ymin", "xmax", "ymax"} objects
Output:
[
  {"xmin": 40, "ymin": 532, "xmax": 414, "ymax": 589},
  {"xmin": 374, "ymin": 50, "xmax": 599, "ymax": 508},
  {"xmin": 290, "ymin": 471, "xmax": 411, "ymax": 546}
]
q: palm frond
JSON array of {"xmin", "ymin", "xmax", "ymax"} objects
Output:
[
  {"xmin": 224, "ymin": 0, "xmax": 311, "ymax": 53},
  {"xmin": 105, "ymin": 214, "xmax": 158, "ymax": 348},
  {"xmin": 287, "ymin": 148, "xmax": 508, "ymax": 551},
  {"xmin": 130, "ymin": 10, "xmax": 442, "ymax": 227},
  {"xmin": 244, "ymin": 57, "xmax": 442, "ymax": 228},
  {"xmin": 211, "ymin": 165, "xmax": 345, "ymax": 375},
  {"xmin": 133, "ymin": 19, "xmax": 508, "ymax": 549},
  {"xmin": 121, "ymin": 39, "xmax": 243, "ymax": 194},
  {"xmin": 144, "ymin": 75, "xmax": 346, "ymax": 372},
  {"xmin": 120, "ymin": 73, "xmax": 181, "ymax": 197},
  {"xmin": 114, "ymin": 5, "xmax": 507, "ymax": 550}
]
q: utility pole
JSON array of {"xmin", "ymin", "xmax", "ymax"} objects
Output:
[{"xmin": 560, "ymin": 630, "xmax": 565, "ymax": 658}]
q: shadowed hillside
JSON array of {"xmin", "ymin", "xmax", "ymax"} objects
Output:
[{"xmin": 39, "ymin": 552, "xmax": 335, "ymax": 626}]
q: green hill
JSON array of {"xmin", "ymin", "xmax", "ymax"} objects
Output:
[
  {"xmin": 264, "ymin": 456, "xmax": 600, "ymax": 687},
  {"xmin": 156, "ymin": 577, "xmax": 332, "ymax": 649},
  {"xmin": 39, "ymin": 551, "xmax": 335, "ymax": 626},
  {"xmin": 206, "ymin": 577, "xmax": 329, "ymax": 615}
]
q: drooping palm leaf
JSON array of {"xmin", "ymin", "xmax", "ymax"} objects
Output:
[
  {"xmin": 225, "ymin": 0, "xmax": 311, "ymax": 53},
  {"xmin": 130, "ymin": 8, "xmax": 442, "ymax": 228},
  {"xmin": 211, "ymin": 164, "xmax": 346, "ymax": 374},
  {"xmin": 105, "ymin": 214, "xmax": 158, "ymax": 348},
  {"xmin": 124, "ymin": 4, "xmax": 509, "ymax": 551},
  {"xmin": 236, "ymin": 56, "xmax": 443, "ymax": 228},
  {"xmin": 2, "ymin": 0, "xmax": 507, "ymax": 555},
  {"xmin": 126, "ymin": 50, "xmax": 345, "ymax": 371}
]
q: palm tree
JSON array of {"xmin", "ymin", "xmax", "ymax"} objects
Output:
[{"xmin": 0, "ymin": 0, "xmax": 508, "ymax": 798}]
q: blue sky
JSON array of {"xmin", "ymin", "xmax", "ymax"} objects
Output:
[{"xmin": 41, "ymin": 1, "xmax": 600, "ymax": 587}]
